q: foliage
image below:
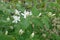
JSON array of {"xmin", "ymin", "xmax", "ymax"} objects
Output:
[{"xmin": 0, "ymin": 0, "xmax": 60, "ymax": 40}]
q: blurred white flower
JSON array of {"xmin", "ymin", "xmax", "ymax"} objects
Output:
[
  {"xmin": 21, "ymin": 10, "xmax": 32, "ymax": 19},
  {"xmin": 12, "ymin": 15, "xmax": 20, "ymax": 23},
  {"xmin": 15, "ymin": 9, "xmax": 20, "ymax": 15},
  {"xmin": 24, "ymin": 10, "xmax": 30, "ymax": 17},
  {"xmin": 52, "ymin": 14, "xmax": 56, "ymax": 16},
  {"xmin": 19, "ymin": 29, "xmax": 24, "ymax": 35},
  {"xmin": 10, "ymin": 26, "xmax": 14, "ymax": 30},
  {"xmin": 7, "ymin": 17, "xmax": 10, "ymax": 21},
  {"xmin": 5, "ymin": 30, "xmax": 8, "ymax": 35},
  {"xmin": 30, "ymin": 32, "xmax": 35, "ymax": 38},
  {"xmin": 48, "ymin": 12, "xmax": 52, "ymax": 16},
  {"xmin": 48, "ymin": 12, "xmax": 56, "ymax": 17},
  {"xmin": 37, "ymin": 13, "xmax": 42, "ymax": 17}
]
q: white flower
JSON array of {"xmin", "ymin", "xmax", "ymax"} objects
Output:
[
  {"xmin": 24, "ymin": 10, "xmax": 30, "ymax": 16},
  {"xmin": 7, "ymin": 17, "xmax": 10, "ymax": 21},
  {"xmin": 19, "ymin": 29, "xmax": 24, "ymax": 35},
  {"xmin": 5, "ymin": 30, "xmax": 8, "ymax": 35},
  {"xmin": 15, "ymin": 9, "xmax": 20, "ymax": 15},
  {"xmin": 21, "ymin": 10, "xmax": 32, "ymax": 19},
  {"xmin": 48, "ymin": 12, "xmax": 52, "ymax": 15},
  {"xmin": 48, "ymin": 12, "xmax": 56, "ymax": 17},
  {"xmin": 30, "ymin": 32, "xmax": 35, "ymax": 38},
  {"xmin": 12, "ymin": 15, "xmax": 20, "ymax": 23}
]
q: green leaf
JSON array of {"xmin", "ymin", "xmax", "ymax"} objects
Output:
[
  {"xmin": 41, "ymin": 15, "xmax": 51, "ymax": 29},
  {"xmin": 0, "ymin": 34, "xmax": 16, "ymax": 40}
]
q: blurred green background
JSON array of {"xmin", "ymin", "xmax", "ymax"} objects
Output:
[{"xmin": 0, "ymin": 0, "xmax": 60, "ymax": 40}]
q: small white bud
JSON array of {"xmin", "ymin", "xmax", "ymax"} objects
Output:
[
  {"xmin": 38, "ymin": 13, "xmax": 42, "ymax": 16},
  {"xmin": 10, "ymin": 26, "xmax": 13, "ymax": 29},
  {"xmin": 7, "ymin": 17, "xmax": 10, "ymax": 21},
  {"xmin": 5, "ymin": 30, "xmax": 8, "ymax": 35},
  {"xmin": 37, "ymin": 13, "xmax": 42, "ymax": 17},
  {"xmin": 48, "ymin": 12, "xmax": 52, "ymax": 16},
  {"xmin": 19, "ymin": 29, "xmax": 24, "ymax": 35},
  {"xmin": 48, "ymin": 12, "xmax": 55, "ymax": 17},
  {"xmin": 30, "ymin": 32, "xmax": 35, "ymax": 38}
]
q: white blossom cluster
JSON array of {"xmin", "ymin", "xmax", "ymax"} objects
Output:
[
  {"xmin": 12, "ymin": 9, "xmax": 21, "ymax": 23},
  {"xmin": 8, "ymin": 10, "xmax": 55, "ymax": 24},
  {"xmin": 6, "ymin": 9, "xmax": 44, "ymax": 24},
  {"xmin": 12, "ymin": 9, "xmax": 33, "ymax": 23},
  {"xmin": 6, "ymin": 9, "xmax": 56, "ymax": 36}
]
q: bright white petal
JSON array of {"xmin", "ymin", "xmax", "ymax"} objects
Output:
[
  {"xmin": 38, "ymin": 13, "xmax": 42, "ymax": 16},
  {"xmin": 15, "ymin": 9, "xmax": 20, "ymax": 15},
  {"xmin": 5, "ymin": 30, "xmax": 8, "ymax": 35},
  {"xmin": 12, "ymin": 15, "xmax": 20, "ymax": 23},
  {"xmin": 31, "ymin": 32, "xmax": 35, "ymax": 38},
  {"xmin": 29, "ymin": 11, "xmax": 32, "ymax": 15}
]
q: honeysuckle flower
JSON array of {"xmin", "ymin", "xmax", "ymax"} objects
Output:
[
  {"xmin": 30, "ymin": 32, "xmax": 35, "ymax": 38},
  {"xmin": 12, "ymin": 15, "xmax": 20, "ymax": 23},
  {"xmin": 19, "ymin": 29, "xmax": 24, "ymax": 35},
  {"xmin": 5, "ymin": 30, "xmax": 8, "ymax": 35},
  {"xmin": 15, "ymin": 9, "xmax": 20, "ymax": 15},
  {"xmin": 7, "ymin": 17, "xmax": 10, "ymax": 21},
  {"xmin": 21, "ymin": 10, "xmax": 32, "ymax": 19}
]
